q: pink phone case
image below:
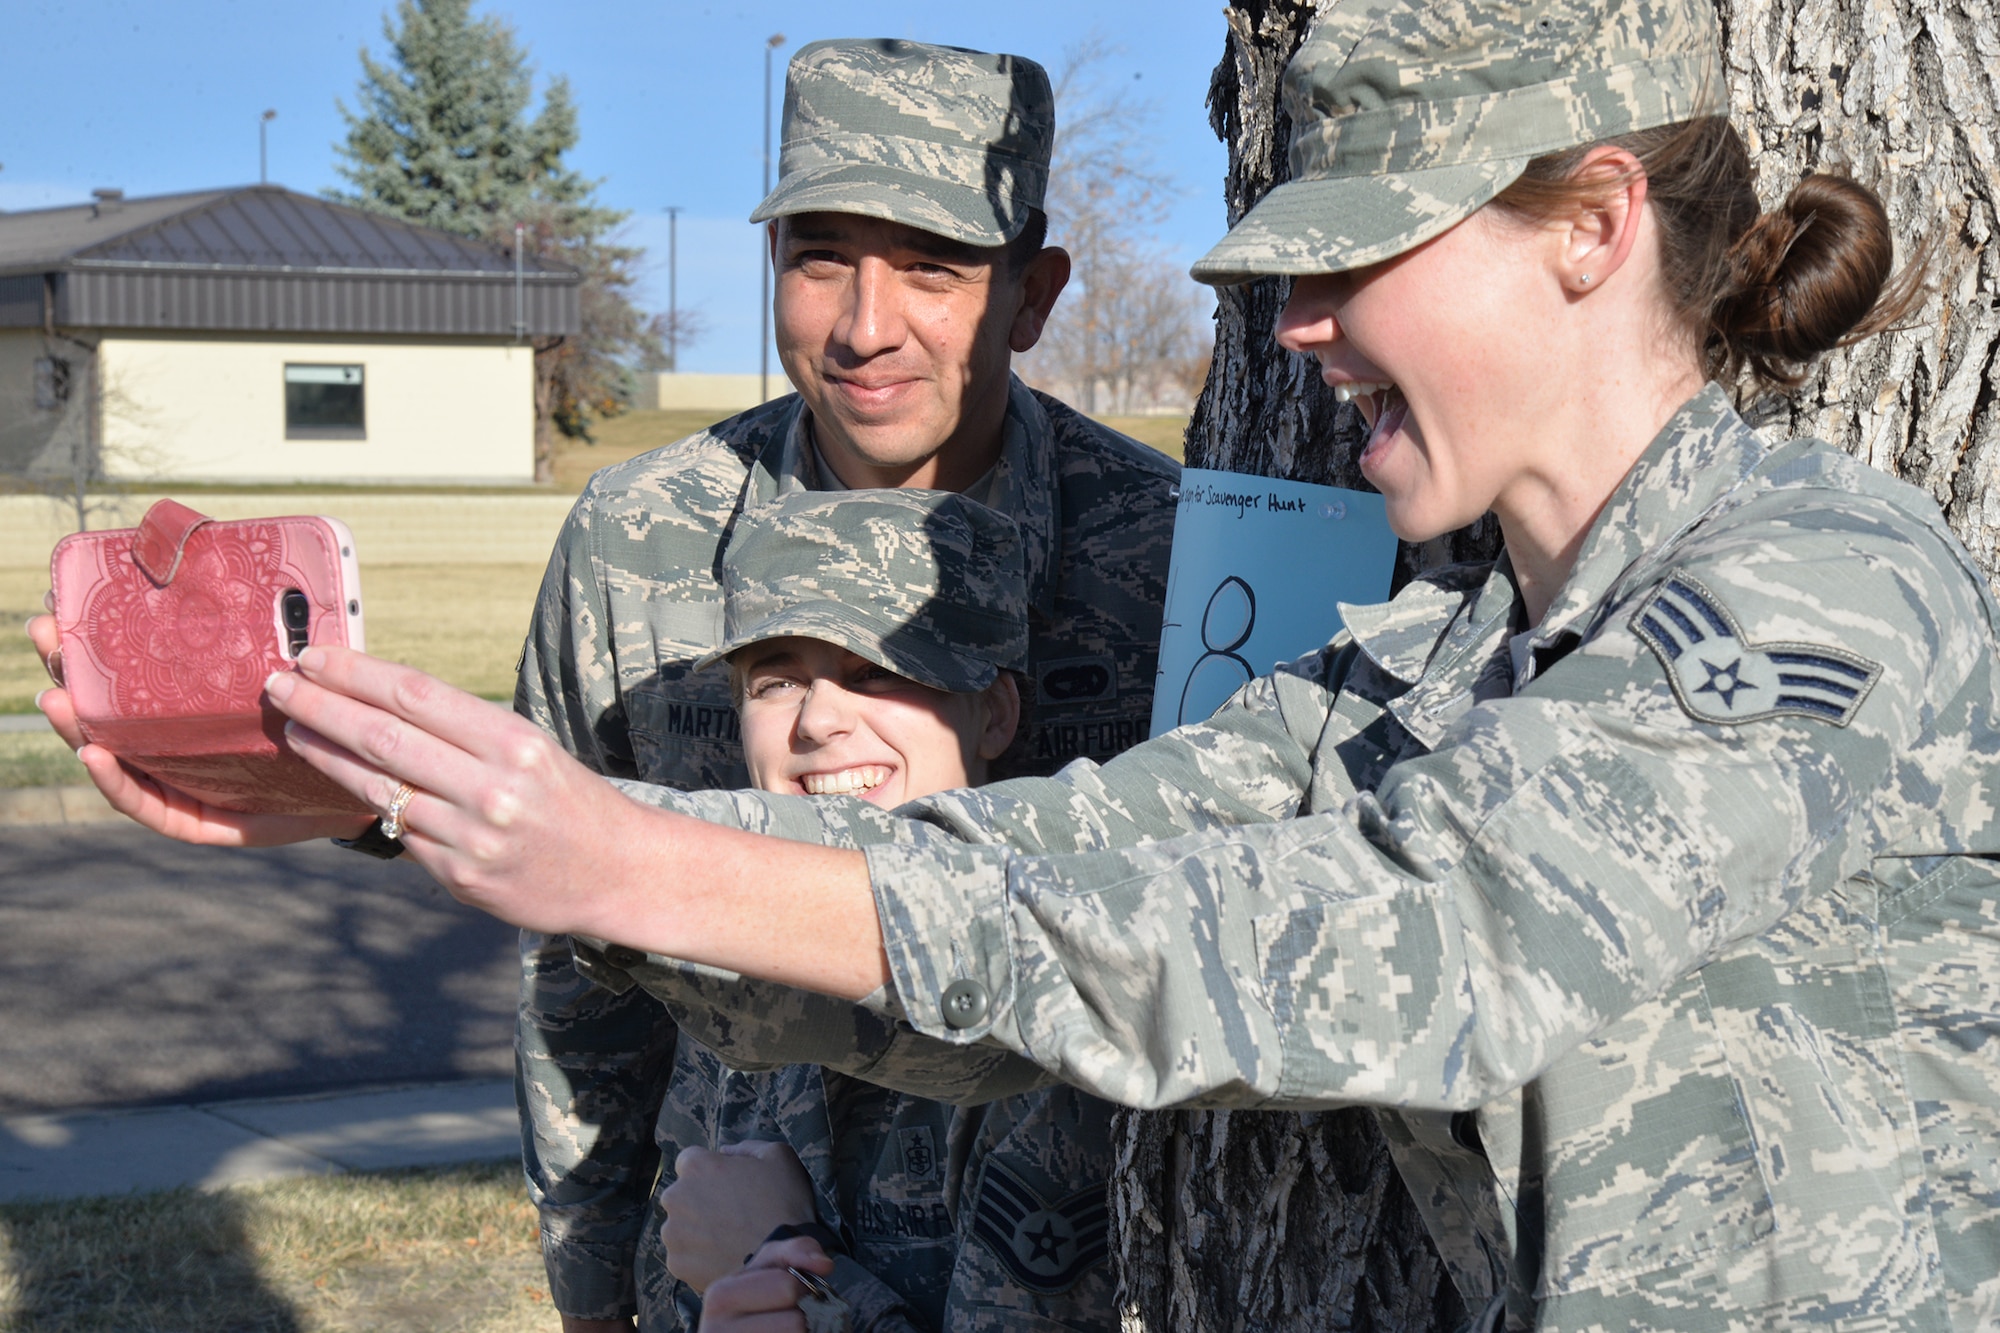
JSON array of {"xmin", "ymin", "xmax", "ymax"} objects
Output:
[{"xmin": 50, "ymin": 499, "xmax": 372, "ymax": 816}]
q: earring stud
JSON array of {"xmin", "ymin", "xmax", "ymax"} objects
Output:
[{"xmin": 1578, "ymin": 273, "xmax": 1592, "ymax": 286}]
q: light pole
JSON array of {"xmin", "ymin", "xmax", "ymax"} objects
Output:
[
  {"xmin": 664, "ymin": 205, "xmax": 683, "ymax": 372},
  {"xmin": 259, "ymin": 109, "xmax": 277, "ymax": 185},
  {"xmin": 760, "ymin": 33, "xmax": 785, "ymax": 404}
]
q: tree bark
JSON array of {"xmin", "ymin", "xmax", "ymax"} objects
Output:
[
  {"xmin": 1112, "ymin": 7, "xmax": 1474, "ymax": 1331},
  {"xmin": 1113, "ymin": 0, "xmax": 1998, "ymax": 1328},
  {"xmin": 532, "ymin": 336, "xmax": 563, "ymax": 486},
  {"xmin": 1722, "ymin": 0, "xmax": 2000, "ymax": 583}
]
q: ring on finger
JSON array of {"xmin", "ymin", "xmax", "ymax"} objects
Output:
[
  {"xmin": 788, "ymin": 1265, "xmax": 837, "ymax": 1302},
  {"xmin": 380, "ymin": 781, "xmax": 418, "ymax": 841}
]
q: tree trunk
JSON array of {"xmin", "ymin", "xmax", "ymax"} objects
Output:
[
  {"xmin": 1113, "ymin": 7, "xmax": 1473, "ymax": 1331},
  {"xmin": 1722, "ymin": 0, "xmax": 2000, "ymax": 583},
  {"xmin": 533, "ymin": 337, "xmax": 563, "ymax": 486},
  {"xmin": 1113, "ymin": 0, "xmax": 1998, "ymax": 1328}
]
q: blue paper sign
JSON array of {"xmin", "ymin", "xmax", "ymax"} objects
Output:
[{"xmin": 1150, "ymin": 469, "xmax": 1398, "ymax": 737}]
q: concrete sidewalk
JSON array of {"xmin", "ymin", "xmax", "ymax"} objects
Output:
[{"xmin": 0, "ymin": 1078, "xmax": 518, "ymax": 1204}]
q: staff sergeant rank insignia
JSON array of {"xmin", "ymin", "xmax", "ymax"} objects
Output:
[
  {"xmin": 1632, "ymin": 574, "xmax": 1881, "ymax": 727},
  {"xmin": 970, "ymin": 1160, "xmax": 1109, "ymax": 1295}
]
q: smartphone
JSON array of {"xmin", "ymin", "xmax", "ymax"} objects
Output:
[{"xmin": 50, "ymin": 499, "xmax": 373, "ymax": 816}]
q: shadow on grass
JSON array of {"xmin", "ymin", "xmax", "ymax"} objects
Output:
[{"xmin": 1, "ymin": 1186, "xmax": 304, "ymax": 1331}]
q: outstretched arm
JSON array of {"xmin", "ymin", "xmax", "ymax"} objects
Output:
[{"xmin": 269, "ymin": 644, "xmax": 894, "ymax": 999}]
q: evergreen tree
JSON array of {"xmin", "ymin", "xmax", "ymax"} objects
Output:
[{"xmin": 331, "ymin": 0, "xmax": 660, "ymax": 477}]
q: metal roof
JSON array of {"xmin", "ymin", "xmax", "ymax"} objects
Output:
[{"xmin": 0, "ymin": 186, "xmax": 581, "ymax": 336}]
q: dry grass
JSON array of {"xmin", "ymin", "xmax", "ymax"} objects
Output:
[
  {"xmin": 1, "ymin": 568, "xmax": 53, "ymax": 717},
  {"xmin": 0, "ymin": 1160, "xmax": 551, "ymax": 1333},
  {"xmin": 355, "ymin": 563, "xmax": 547, "ymax": 703},
  {"xmin": 0, "ymin": 732, "xmax": 84, "ymax": 790},
  {"xmin": 1095, "ymin": 415, "xmax": 1190, "ymax": 461},
  {"xmin": 555, "ymin": 408, "xmax": 732, "ymax": 493}
]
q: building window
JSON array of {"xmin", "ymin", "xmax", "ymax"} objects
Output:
[
  {"xmin": 285, "ymin": 364, "xmax": 365, "ymax": 439},
  {"xmin": 34, "ymin": 357, "xmax": 70, "ymax": 411}
]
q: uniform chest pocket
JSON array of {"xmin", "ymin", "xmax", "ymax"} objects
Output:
[
  {"xmin": 625, "ymin": 664, "xmax": 749, "ymax": 791},
  {"xmin": 1526, "ymin": 972, "xmax": 1774, "ymax": 1298}
]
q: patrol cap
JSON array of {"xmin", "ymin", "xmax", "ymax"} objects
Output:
[
  {"xmin": 1191, "ymin": 0, "xmax": 1720, "ymax": 284},
  {"xmin": 748, "ymin": 38, "xmax": 1054, "ymax": 246},
  {"xmin": 699, "ymin": 490, "xmax": 1030, "ymax": 695}
]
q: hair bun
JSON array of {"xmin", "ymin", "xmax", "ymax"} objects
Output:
[{"xmin": 1718, "ymin": 174, "xmax": 1896, "ymax": 388}]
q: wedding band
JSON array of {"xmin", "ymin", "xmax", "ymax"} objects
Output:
[
  {"xmin": 380, "ymin": 781, "xmax": 418, "ymax": 841},
  {"xmin": 787, "ymin": 1265, "xmax": 836, "ymax": 1302}
]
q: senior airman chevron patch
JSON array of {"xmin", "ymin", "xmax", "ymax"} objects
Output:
[
  {"xmin": 970, "ymin": 1160, "xmax": 1108, "ymax": 1295},
  {"xmin": 1632, "ymin": 574, "xmax": 1882, "ymax": 726}
]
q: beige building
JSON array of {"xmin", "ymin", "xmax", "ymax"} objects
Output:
[{"xmin": 0, "ymin": 186, "xmax": 579, "ymax": 486}]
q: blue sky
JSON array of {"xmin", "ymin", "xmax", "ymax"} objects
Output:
[{"xmin": 1, "ymin": 1, "xmax": 1231, "ymax": 374}]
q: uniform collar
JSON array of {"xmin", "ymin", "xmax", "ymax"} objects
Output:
[
  {"xmin": 1343, "ymin": 383, "xmax": 1768, "ymax": 746},
  {"xmin": 1513, "ymin": 382, "xmax": 1768, "ymax": 682},
  {"xmin": 748, "ymin": 375, "xmax": 1060, "ymax": 619}
]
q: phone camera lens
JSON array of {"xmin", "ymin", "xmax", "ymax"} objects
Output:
[{"xmin": 280, "ymin": 589, "xmax": 311, "ymax": 657}]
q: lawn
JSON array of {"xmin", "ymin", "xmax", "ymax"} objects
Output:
[{"xmin": 0, "ymin": 1160, "xmax": 550, "ymax": 1333}]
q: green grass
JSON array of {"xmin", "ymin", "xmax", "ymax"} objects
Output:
[{"xmin": 0, "ymin": 1160, "xmax": 551, "ymax": 1333}]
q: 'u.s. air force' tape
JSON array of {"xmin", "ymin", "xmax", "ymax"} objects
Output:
[
  {"xmin": 1632, "ymin": 574, "xmax": 1881, "ymax": 727},
  {"xmin": 970, "ymin": 1160, "xmax": 1108, "ymax": 1294}
]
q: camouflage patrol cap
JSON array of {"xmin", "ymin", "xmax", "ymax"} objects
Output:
[
  {"xmin": 1191, "ymin": 0, "xmax": 1720, "ymax": 284},
  {"xmin": 748, "ymin": 38, "xmax": 1054, "ymax": 246},
  {"xmin": 699, "ymin": 489, "xmax": 1029, "ymax": 695}
]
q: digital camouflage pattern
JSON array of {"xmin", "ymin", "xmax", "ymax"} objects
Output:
[
  {"xmin": 749, "ymin": 38, "xmax": 1054, "ymax": 247},
  {"xmin": 514, "ymin": 375, "xmax": 1176, "ymax": 1325},
  {"xmin": 604, "ymin": 386, "xmax": 2000, "ymax": 1330},
  {"xmin": 640, "ymin": 1053, "xmax": 1117, "ymax": 1331},
  {"xmin": 697, "ymin": 488, "xmax": 1030, "ymax": 696},
  {"xmin": 1191, "ymin": 0, "xmax": 1721, "ymax": 284}
]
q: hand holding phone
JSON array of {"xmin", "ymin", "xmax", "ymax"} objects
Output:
[{"xmin": 50, "ymin": 499, "xmax": 372, "ymax": 816}]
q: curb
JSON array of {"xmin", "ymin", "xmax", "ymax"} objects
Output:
[
  {"xmin": 0, "ymin": 1078, "xmax": 519, "ymax": 1203},
  {"xmin": 0, "ymin": 785, "xmax": 121, "ymax": 827}
]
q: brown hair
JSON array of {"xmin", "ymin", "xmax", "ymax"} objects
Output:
[
  {"xmin": 1004, "ymin": 207, "xmax": 1050, "ymax": 275},
  {"xmin": 1493, "ymin": 117, "xmax": 1923, "ymax": 392}
]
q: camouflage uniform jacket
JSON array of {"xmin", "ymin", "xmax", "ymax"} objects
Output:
[
  {"xmin": 515, "ymin": 376, "xmax": 1176, "ymax": 1325},
  {"xmin": 613, "ymin": 385, "xmax": 2000, "ymax": 1330},
  {"xmin": 661, "ymin": 1050, "xmax": 1116, "ymax": 1330}
]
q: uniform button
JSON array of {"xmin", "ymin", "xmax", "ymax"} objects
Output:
[
  {"xmin": 940, "ymin": 979, "xmax": 989, "ymax": 1029},
  {"xmin": 602, "ymin": 944, "xmax": 645, "ymax": 969}
]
